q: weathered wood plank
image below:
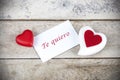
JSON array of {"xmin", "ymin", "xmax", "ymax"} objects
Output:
[
  {"xmin": 0, "ymin": 0, "xmax": 120, "ymax": 19},
  {"xmin": 0, "ymin": 21, "xmax": 120, "ymax": 58},
  {"xmin": 0, "ymin": 59, "xmax": 120, "ymax": 80}
]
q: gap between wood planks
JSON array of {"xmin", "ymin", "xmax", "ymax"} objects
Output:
[
  {"xmin": 0, "ymin": 19, "xmax": 120, "ymax": 21},
  {"xmin": 0, "ymin": 58, "xmax": 120, "ymax": 60}
]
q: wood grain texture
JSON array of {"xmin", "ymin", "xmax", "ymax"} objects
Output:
[
  {"xmin": 0, "ymin": 21, "xmax": 120, "ymax": 58},
  {"xmin": 0, "ymin": 0, "xmax": 119, "ymax": 80},
  {"xmin": 0, "ymin": 59, "xmax": 120, "ymax": 80},
  {"xmin": 0, "ymin": 0, "xmax": 120, "ymax": 19}
]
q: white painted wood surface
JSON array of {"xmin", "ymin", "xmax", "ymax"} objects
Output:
[
  {"xmin": 0, "ymin": 0, "xmax": 120, "ymax": 80},
  {"xmin": 0, "ymin": 59, "xmax": 120, "ymax": 80},
  {"xmin": 0, "ymin": 0, "xmax": 120, "ymax": 19},
  {"xmin": 0, "ymin": 21, "xmax": 120, "ymax": 58}
]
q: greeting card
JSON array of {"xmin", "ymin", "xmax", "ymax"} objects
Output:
[{"xmin": 33, "ymin": 21, "xmax": 79, "ymax": 62}]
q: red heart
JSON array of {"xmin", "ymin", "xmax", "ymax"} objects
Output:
[
  {"xmin": 84, "ymin": 30, "xmax": 102, "ymax": 47},
  {"xmin": 16, "ymin": 30, "xmax": 33, "ymax": 47}
]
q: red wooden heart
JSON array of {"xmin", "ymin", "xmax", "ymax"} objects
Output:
[
  {"xmin": 84, "ymin": 30, "xmax": 102, "ymax": 47},
  {"xmin": 16, "ymin": 30, "xmax": 33, "ymax": 47}
]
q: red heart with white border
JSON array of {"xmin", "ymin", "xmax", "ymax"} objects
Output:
[{"xmin": 78, "ymin": 26, "xmax": 107, "ymax": 55}]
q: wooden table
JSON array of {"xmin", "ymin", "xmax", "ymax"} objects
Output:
[{"xmin": 0, "ymin": 0, "xmax": 120, "ymax": 80}]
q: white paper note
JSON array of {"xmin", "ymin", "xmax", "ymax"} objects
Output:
[{"xmin": 33, "ymin": 20, "xmax": 79, "ymax": 62}]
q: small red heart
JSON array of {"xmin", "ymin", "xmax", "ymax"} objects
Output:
[
  {"xmin": 85, "ymin": 30, "xmax": 102, "ymax": 47},
  {"xmin": 16, "ymin": 30, "xmax": 34, "ymax": 47}
]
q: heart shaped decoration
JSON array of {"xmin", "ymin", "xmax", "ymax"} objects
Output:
[
  {"xmin": 85, "ymin": 30, "xmax": 102, "ymax": 47},
  {"xmin": 16, "ymin": 29, "xmax": 34, "ymax": 47},
  {"xmin": 78, "ymin": 26, "xmax": 107, "ymax": 55}
]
